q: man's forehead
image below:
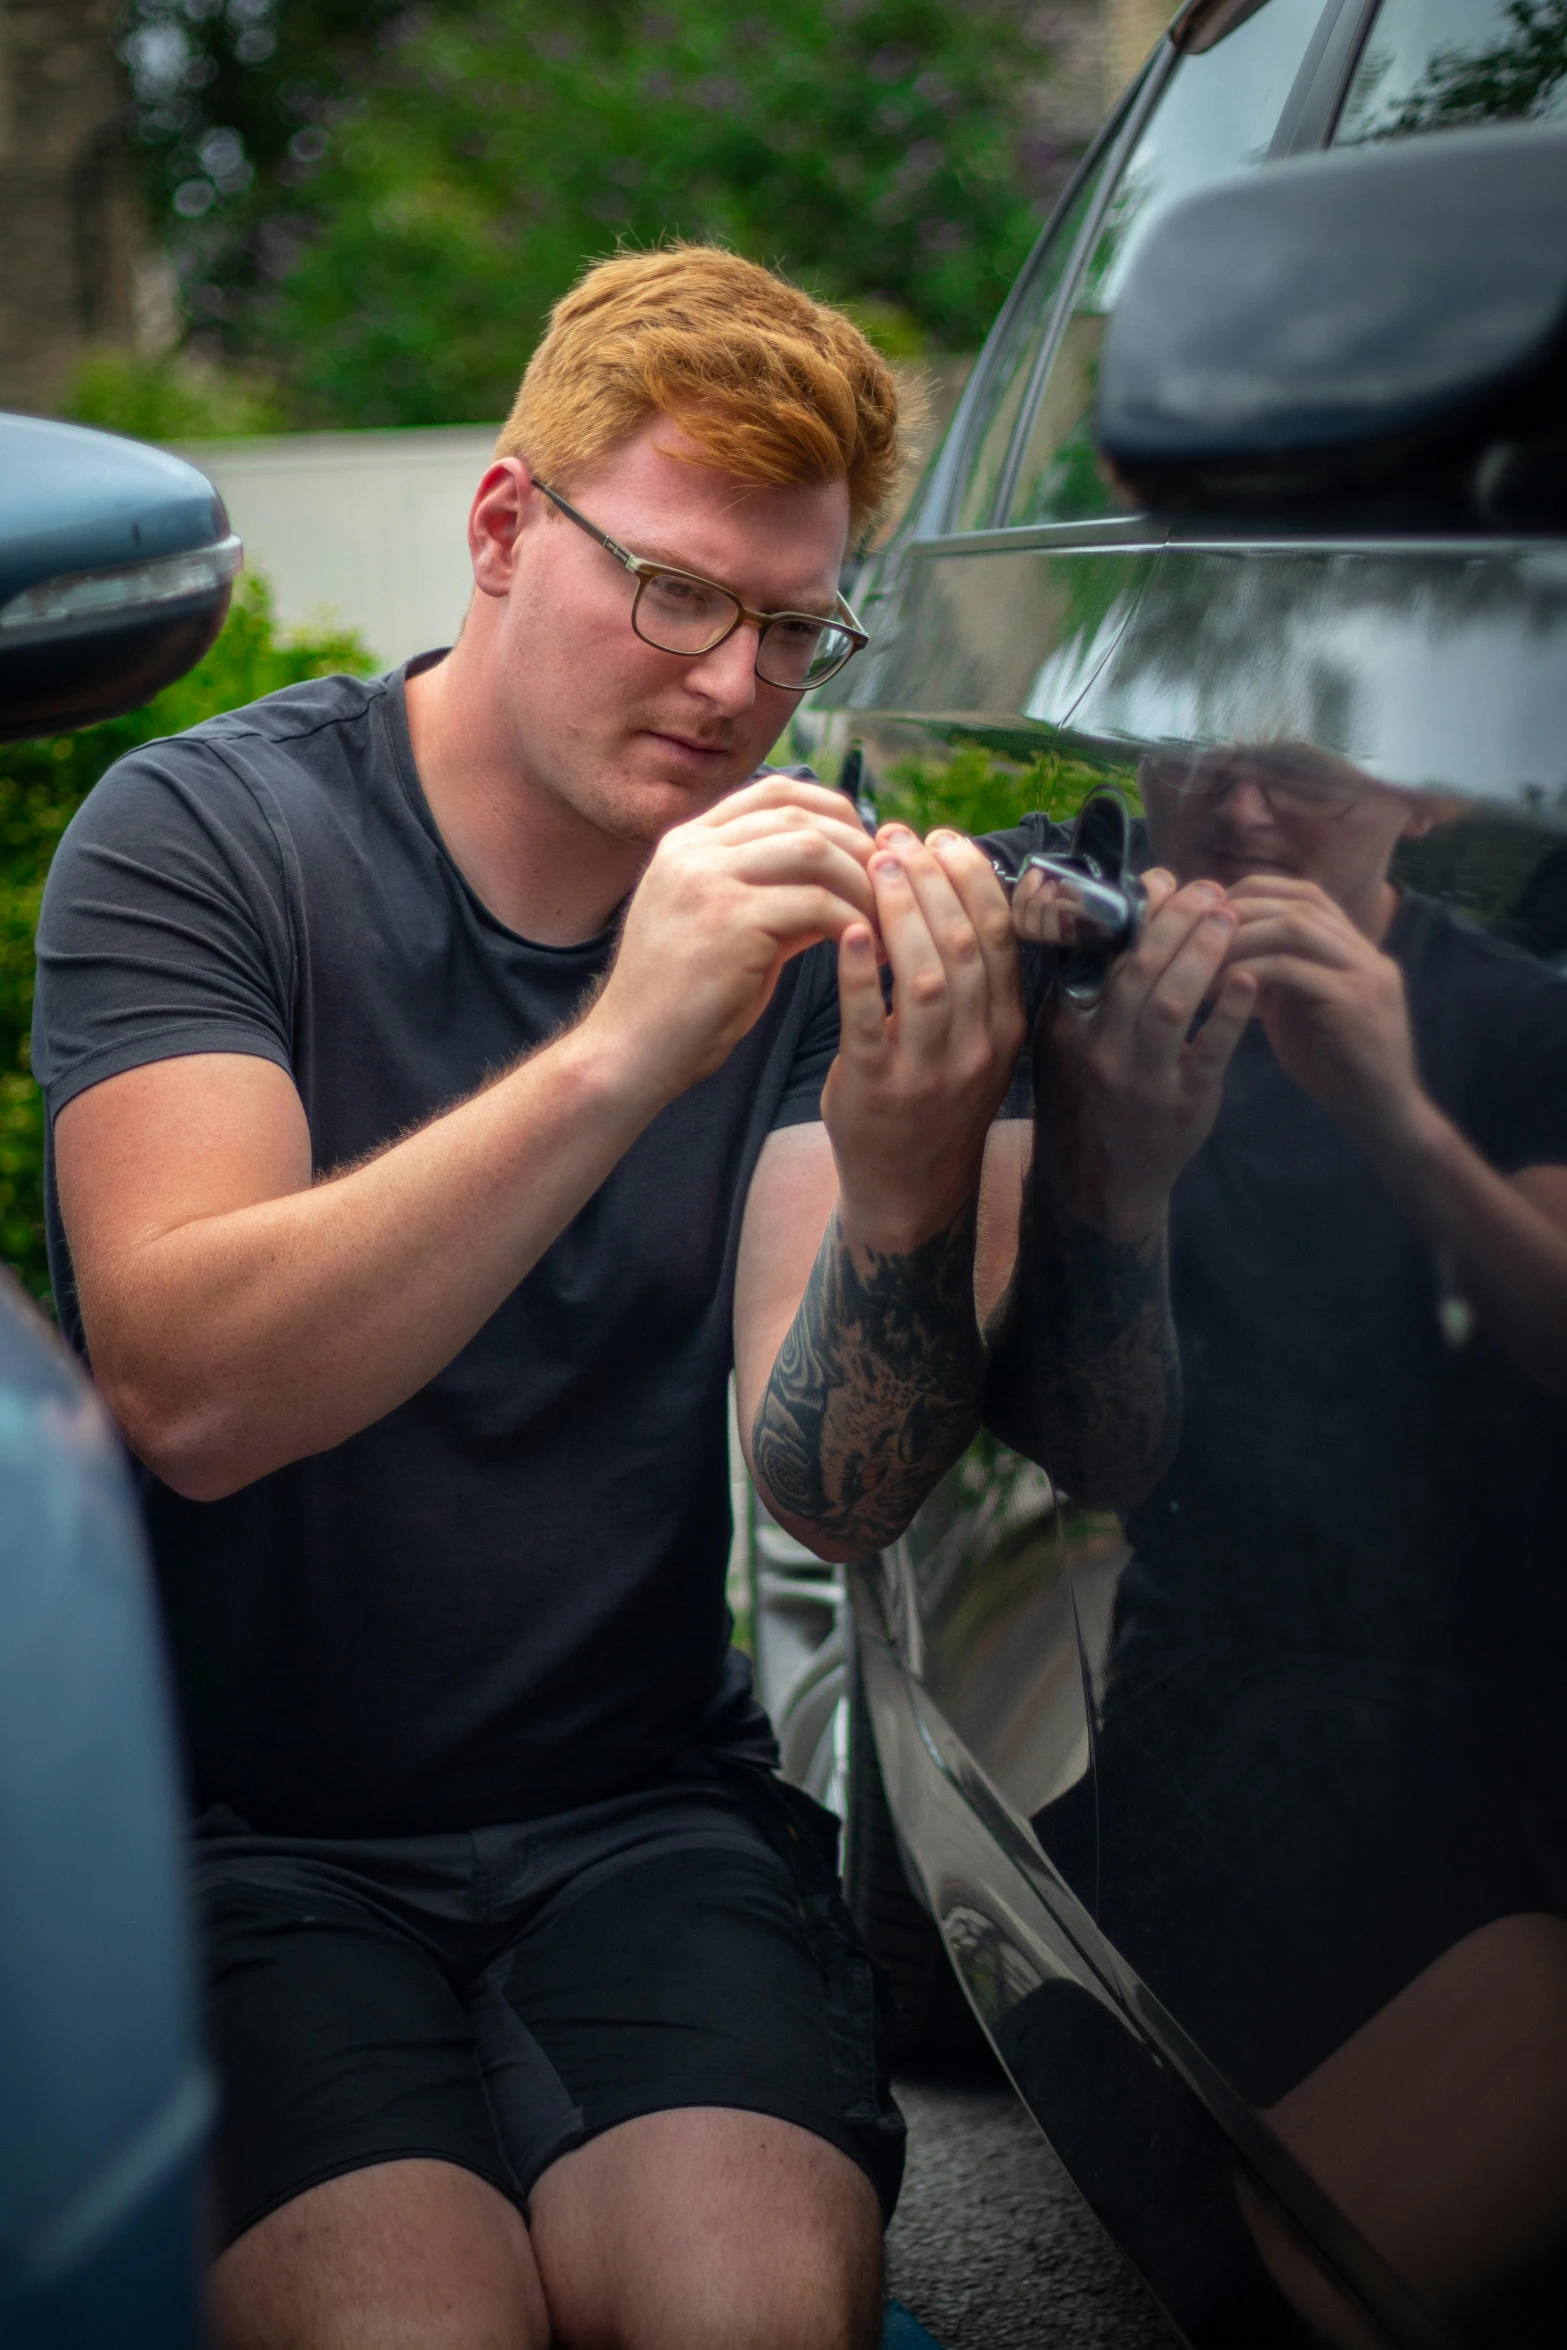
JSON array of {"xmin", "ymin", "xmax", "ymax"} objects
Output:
[{"xmin": 565, "ymin": 422, "xmax": 849, "ymax": 598}]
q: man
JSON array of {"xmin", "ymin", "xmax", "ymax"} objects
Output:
[
  {"xmin": 33, "ymin": 245, "xmax": 1028, "ymax": 2350},
  {"xmin": 981, "ymin": 741, "xmax": 1567, "ymax": 2331}
]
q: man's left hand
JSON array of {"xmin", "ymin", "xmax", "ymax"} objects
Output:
[
  {"xmin": 1222, "ymin": 875, "xmax": 1421, "ymax": 1146},
  {"xmin": 821, "ymin": 823, "xmax": 1026, "ymax": 1252}
]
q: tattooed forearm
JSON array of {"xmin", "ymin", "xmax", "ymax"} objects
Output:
[
  {"xmin": 984, "ymin": 1173, "xmax": 1180, "ymax": 1507},
  {"xmin": 752, "ymin": 1203, "xmax": 986, "ymax": 1555}
]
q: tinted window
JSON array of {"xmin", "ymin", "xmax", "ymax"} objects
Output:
[
  {"xmin": 1335, "ymin": 0, "xmax": 1567, "ymax": 143},
  {"xmin": 949, "ymin": 151, "xmax": 1116, "ymax": 534},
  {"xmin": 1005, "ymin": 0, "xmax": 1325, "ymax": 529}
]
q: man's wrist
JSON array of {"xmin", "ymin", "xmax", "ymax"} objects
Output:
[{"xmin": 834, "ymin": 1175, "xmax": 980, "ymax": 1261}]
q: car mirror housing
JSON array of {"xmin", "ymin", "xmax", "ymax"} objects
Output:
[
  {"xmin": 1095, "ymin": 126, "xmax": 1567, "ymax": 530},
  {"xmin": 0, "ymin": 414, "xmax": 241, "ymax": 744}
]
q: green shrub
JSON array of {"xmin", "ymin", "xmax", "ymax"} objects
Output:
[
  {"xmin": 64, "ymin": 348, "xmax": 285, "ymax": 442},
  {"xmin": 874, "ymin": 741, "xmax": 1133, "ymax": 838},
  {"xmin": 0, "ymin": 578, "xmax": 371, "ymax": 1305}
]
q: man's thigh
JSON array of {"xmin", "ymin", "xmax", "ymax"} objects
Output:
[
  {"xmin": 202, "ymin": 1883, "xmax": 520, "ymax": 2250},
  {"xmin": 488, "ymin": 1842, "xmax": 905, "ymax": 2223}
]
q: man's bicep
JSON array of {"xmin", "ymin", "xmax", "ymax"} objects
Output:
[
  {"xmin": 56, "ymin": 1053, "xmax": 312, "ymax": 1298},
  {"xmin": 732, "ymin": 1120, "xmax": 838, "ymax": 1474}
]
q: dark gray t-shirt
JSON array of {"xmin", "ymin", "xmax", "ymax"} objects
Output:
[{"xmin": 33, "ymin": 657, "xmax": 839, "ymax": 1836}]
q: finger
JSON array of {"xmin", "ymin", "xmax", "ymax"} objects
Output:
[
  {"xmin": 1125, "ymin": 903, "xmax": 1239, "ymax": 1067},
  {"xmin": 1224, "ymin": 951, "xmax": 1358, "ymax": 1003},
  {"xmin": 1223, "ymin": 872, "xmax": 1337, "ymax": 910},
  {"xmin": 696, "ymin": 773, "xmax": 874, "ymax": 839},
  {"xmin": 740, "ymin": 882, "xmax": 883, "ymax": 951},
  {"xmin": 708, "ymin": 803, "xmax": 880, "ymax": 865},
  {"xmin": 1221, "ymin": 915, "xmax": 1359, "ymax": 971},
  {"xmin": 926, "ymin": 831, "xmax": 1023, "ymax": 1022},
  {"xmin": 882, "ymin": 834, "xmax": 990, "ymax": 1026},
  {"xmin": 835, "ymin": 923, "xmax": 891, "ymax": 1068},
  {"xmin": 1141, "ymin": 867, "xmax": 1178, "ymax": 915},
  {"xmin": 1095, "ymin": 879, "xmax": 1228, "ymax": 1053},
  {"xmin": 726, "ymin": 834, "xmax": 879, "ymax": 923},
  {"xmin": 1185, "ymin": 970, "xmax": 1256, "ymax": 1087},
  {"xmin": 870, "ymin": 851, "xmax": 952, "ymax": 1052}
]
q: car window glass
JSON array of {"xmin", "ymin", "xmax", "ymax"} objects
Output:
[
  {"xmin": 1005, "ymin": 0, "xmax": 1324, "ymax": 529},
  {"xmin": 950, "ymin": 152, "xmax": 1117, "ymax": 535},
  {"xmin": 1335, "ymin": 0, "xmax": 1567, "ymax": 144}
]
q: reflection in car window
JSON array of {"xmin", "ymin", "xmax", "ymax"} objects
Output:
[
  {"xmin": 949, "ymin": 152, "xmax": 1115, "ymax": 534},
  {"xmin": 1005, "ymin": 0, "xmax": 1324, "ymax": 529},
  {"xmin": 1335, "ymin": 0, "xmax": 1567, "ymax": 145}
]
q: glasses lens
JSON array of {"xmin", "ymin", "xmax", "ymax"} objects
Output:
[
  {"xmin": 757, "ymin": 615, "xmax": 855, "ymax": 689},
  {"xmin": 1265, "ymin": 778, "xmax": 1358, "ymax": 818},
  {"xmin": 634, "ymin": 570, "xmax": 741, "ymax": 655}
]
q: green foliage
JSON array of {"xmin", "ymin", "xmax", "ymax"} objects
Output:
[
  {"xmin": 873, "ymin": 741, "xmax": 1134, "ymax": 838},
  {"xmin": 65, "ymin": 347, "xmax": 285, "ymax": 442},
  {"xmin": 122, "ymin": 0, "xmax": 1050, "ymax": 425},
  {"xmin": 0, "ymin": 579, "xmax": 372, "ymax": 1305}
]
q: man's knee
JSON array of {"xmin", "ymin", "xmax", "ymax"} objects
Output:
[
  {"xmin": 532, "ymin": 2108, "xmax": 885, "ymax": 2350},
  {"xmin": 210, "ymin": 2158, "xmax": 549, "ymax": 2350}
]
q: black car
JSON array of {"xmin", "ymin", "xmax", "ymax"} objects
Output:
[{"xmin": 754, "ymin": 2, "xmax": 1567, "ymax": 2343}]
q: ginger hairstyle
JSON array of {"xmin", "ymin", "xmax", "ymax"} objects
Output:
[{"xmin": 496, "ymin": 244, "xmax": 903, "ymax": 542}]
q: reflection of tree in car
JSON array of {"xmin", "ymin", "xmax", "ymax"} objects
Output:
[
  {"xmin": 982, "ymin": 740, "xmax": 1567, "ymax": 2337},
  {"xmin": 1339, "ymin": 0, "xmax": 1567, "ymax": 145}
]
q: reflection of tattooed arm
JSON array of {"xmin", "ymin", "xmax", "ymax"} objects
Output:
[
  {"xmin": 752, "ymin": 1203, "xmax": 985, "ymax": 1557},
  {"xmin": 983, "ymin": 1163, "xmax": 1180, "ymax": 1508}
]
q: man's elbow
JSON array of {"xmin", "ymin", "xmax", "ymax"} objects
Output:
[{"xmin": 96, "ymin": 1362, "xmax": 260, "ymax": 1502}]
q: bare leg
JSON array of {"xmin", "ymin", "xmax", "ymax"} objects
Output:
[
  {"xmin": 211, "ymin": 2156, "xmax": 550, "ymax": 2350},
  {"xmin": 1244, "ymin": 1913, "xmax": 1567, "ymax": 2337},
  {"xmin": 530, "ymin": 2106, "xmax": 885, "ymax": 2350}
]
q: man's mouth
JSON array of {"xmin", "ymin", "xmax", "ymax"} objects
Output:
[
  {"xmin": 643, "ymin": 728, "xmax": 731, "ymax": 763},
  {"xmin": 1198, "ymin": 844, "xmax": 1297, "ymax": 880}
]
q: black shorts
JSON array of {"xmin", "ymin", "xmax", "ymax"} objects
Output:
[{"xmin": 193, "ymin": 1760, "xmax": 905, "ymax": 2249}]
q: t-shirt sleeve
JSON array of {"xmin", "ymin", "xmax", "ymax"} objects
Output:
[
  {"xmin": 771, "ymin": 941, "xmax": 840, "ymax": 1129},
  {"xmin": 32, "ymin": 736, "xmax": 297, "ymax": 1121}
]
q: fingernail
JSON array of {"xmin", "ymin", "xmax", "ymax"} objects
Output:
[
  {"xmin": 1207, "ymin": 907, "xmax": 1234, "ymax": 928},
  {"xmin": 927, "ymin": 828, "xmax": 957, "ymax": 845},
  {"xmin": 874, "ymin": 855, "xmax": 904, "ymax": 880},
  {"xmin": 1192, "ymin": 880, "xmax": 1223, "ymax": 903}
]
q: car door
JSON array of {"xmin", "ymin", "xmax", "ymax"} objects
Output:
[{"xmin": 832, "ymin": 1, "xmax": 1567, "ymax": 2342}]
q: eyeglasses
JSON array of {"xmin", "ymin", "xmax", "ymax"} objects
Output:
[
  {"xmin": 536, "ymin": 482, "xmax": 868, "ymax": 691},
  {"xmin": 1140, "ymin": 748, "xmax": 1362, "ymax": 820}
]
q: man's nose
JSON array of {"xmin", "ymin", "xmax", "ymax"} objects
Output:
[
  {"xmin": 1212, "ymin": 773, "xmax": 1275, "ymax": 828},
  {"xmin": 683, "ymin": 622, "xmax": 761, "ymax": 712}
]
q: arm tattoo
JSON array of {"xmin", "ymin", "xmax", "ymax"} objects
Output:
[
  {"xmin": 752, "ymin": 1203, "xmax": 985, "ymax": 1553},
  {"xmin": 984, "ymin": 1176, "xmax": 1181, "ymax": 1508}
]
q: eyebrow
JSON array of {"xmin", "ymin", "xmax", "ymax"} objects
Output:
[{"xmin": 631, "ymin": 540, "xmax": 839, "ymax": 619}]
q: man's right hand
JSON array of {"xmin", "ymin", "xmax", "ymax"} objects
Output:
[
  {"xmin": 1035, "ymin": 871, "xmax": 1255, "ymax": 1239},
  {"xmin": 583, "ymin": 773, "xmax": 879, "ymax": 1106}
]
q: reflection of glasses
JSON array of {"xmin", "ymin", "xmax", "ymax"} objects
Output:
[
  {"xmin": 1141, "ymin": 750, "xmax": 1360, "ymax": 820},
  {"xmin": 536, "ymin": 483, "xmax": 868, "ymax": 690}
]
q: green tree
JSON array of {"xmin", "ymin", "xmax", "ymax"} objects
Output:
[
  {"xmin": 120, "ymin": 0, "xmax": 1051, "ymax": 424},
  {"xmin": 0, "ymin": 579, "xmax": 371, "ymax": 1305}
]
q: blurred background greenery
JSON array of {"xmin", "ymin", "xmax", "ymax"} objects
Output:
[{"xmin": 84, "ymin": 0, "xmax": 1066, "ymax": 436}]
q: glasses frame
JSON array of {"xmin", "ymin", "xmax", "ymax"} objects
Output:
[
  {"xmin": 535, "ymin": 481, "xmax": 868, "ymax": 691},
  {"xmin": 1140, "ymin": 751, "xmax": 1361, "ymax": 822}
]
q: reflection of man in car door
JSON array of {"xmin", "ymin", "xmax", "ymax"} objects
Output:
[{"xmin": 980, "ymin": 743, "xmax": 1567, "ymax": 2334}]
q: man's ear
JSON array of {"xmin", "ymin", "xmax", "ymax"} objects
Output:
[
  {"xmin": 468, "ymin": 458, "xmax": 540, "ymax": 599},
  {"xmin": 1398, "ymin": 790, "xmax": 1466, "ymax": 843}
]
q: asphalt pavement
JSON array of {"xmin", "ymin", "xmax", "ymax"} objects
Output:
[{"xmin": 886, "ymin": 2053, "xmax": 1185, "ymax": 2350}]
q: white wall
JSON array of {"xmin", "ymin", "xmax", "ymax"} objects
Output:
[{"xmin": 172, "ymin": 424, "xmax": 500, "ymax": 669}]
